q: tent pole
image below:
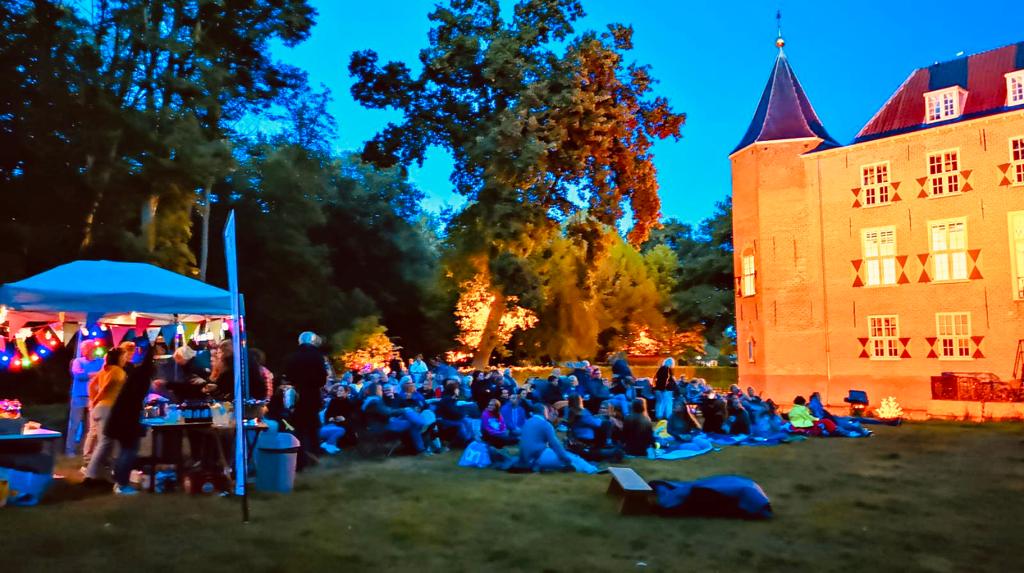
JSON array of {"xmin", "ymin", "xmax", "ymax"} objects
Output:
[
  {"xmin": 224, "ymin": 210, "xmax": 248, "ymax": 523},
  {"xmin": 238, "ymin": 294, "xmax": 250, "ymax": 522}
]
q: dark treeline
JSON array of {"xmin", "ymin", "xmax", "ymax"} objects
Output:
[{"xmin": 0, "ymin": 0, "xmax": 734, "ymax": 379}]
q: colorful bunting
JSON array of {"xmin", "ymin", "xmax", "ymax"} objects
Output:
[
  {"xmin": 183, "ymin": 322, "xmax": 199, "ymax": 342},
  {"xmin": 135, "ymin": 316, "xmax": 155, "ymax": 336},
  {"xmin": 159, "ymin": 324, "xmax": 178, "ymax": 346},
  {"xmin": 109, "ymin": 325, "xmax": 132, "ymax": 345}
]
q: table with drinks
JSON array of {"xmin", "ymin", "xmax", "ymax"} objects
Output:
[{"xmin": 140, "ymin": 400, "xmax": 266, "ymax": 493}]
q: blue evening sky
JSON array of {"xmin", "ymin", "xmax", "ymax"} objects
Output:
[{"xmin": 271, "ymin": 0, "xmax": 1022, "ymax": 225}]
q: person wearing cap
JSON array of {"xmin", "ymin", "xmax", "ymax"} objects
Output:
[
  {"xmin": 66, "ymin": 339, "xmax": 105, "ymax": 457},
  {"xmin": 286, "ymin": 331, "xmax": 328, "ymax": 469}
]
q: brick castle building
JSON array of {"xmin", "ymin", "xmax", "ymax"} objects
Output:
[{"xmin": 731, "ymin": 37, "xmax": 1024, "ymax": 417}]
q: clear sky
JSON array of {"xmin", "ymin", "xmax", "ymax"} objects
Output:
[{"xmin": 270, "ymin": 0, "xmax": 1023, "ymax": 225}]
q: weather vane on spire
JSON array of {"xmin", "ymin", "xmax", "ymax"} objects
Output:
[{"xmin": 776, "ymin": 10, "xmax": 785, "ymax": 49}]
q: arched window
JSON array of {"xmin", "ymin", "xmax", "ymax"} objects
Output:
[{"xmin": 747, "ymin": 337, "xmax": 756, "ymax": 363}]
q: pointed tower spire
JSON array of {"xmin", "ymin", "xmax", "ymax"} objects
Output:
[
  {"xmin": 732, "ymin": 19, "xmax": 838, "ymax": 153},
  {"xmin": 776, "ymin": 10, "xmax": 785, "ymax": 50}
]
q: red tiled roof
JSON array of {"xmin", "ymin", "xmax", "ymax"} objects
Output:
[{"xmin": 856, "ymin": 42, "xmax": 1024, "ymax": 143}]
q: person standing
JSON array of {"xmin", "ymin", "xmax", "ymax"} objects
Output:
[
  {"xmin": 83, "ymin": 349, "xmax": 127, "ymax": 484},
  {"xmin": 286, "ymin": 331, "xmax": 327, "ymax": 470},
  {"xmin": 653, "ymin": 357, "xmax": 676, "ymax": 421},
  {"xmin": 66, "ymin": 339, "xmax": 104, "ymax": 456},
  {"xmin": 105, "ymin": 348, "xmax": 155, "ymax": 495}
]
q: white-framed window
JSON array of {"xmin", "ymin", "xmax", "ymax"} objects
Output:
[
  {"xmin": 1007, "ymin": 70, "xmax": 1024, "ymax": 106},
  {"xmin": 936, "ymin": 312, "xmax": 971, "ymax": 359},
  {"xmin": 861, "ymin": 162, "xmax": 891, "ymax": 206},
  {"xmin": 1011, "ymin": 211, "xmax": 1024, "ymax": 300},
  {"xmin": 862, "ymin": 227, "xmax": 897, "ymax": 286},
  {"xmin": 868, "ymin": 315, "xmax": 900, "ymax": 360},
  {"xmin": 1011, "ymin": 137, "xmax": 1024, "ymax": 186},
  {"xmin": 741, "ymin": 252, "xmax": 756, "ymax": 297},
  {"xmin": 925, "ymin": 87, "xmax": 965, "ymax": 123},
  {"xmin": 928, "ymin": 150, "xmax": 960, "ymax": 196},
  {"xmin": 930, "ymin": 218, "xmax": 968, "ymax": 282}
]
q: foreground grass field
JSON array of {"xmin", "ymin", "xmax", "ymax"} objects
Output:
[{"xmin": 2, "ymin": 421, "xmax": 1023, "ymax": 572}]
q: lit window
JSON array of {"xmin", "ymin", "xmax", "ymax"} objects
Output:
[
  {"xmin": 862, "ymin": 227, "xmax": 897, "ymax": 286},
  {"xmin": 741, "ymin": 252, "xmax": 756, "ymax": 297},
  {"xmin": 936, "ymin": 312, "xmax": 971, "ymax": 359},
  {"xmin": 930, "ymin": 219, "xmax": 968, "ymax": 282},
  {"xmin": 1011, "ymin": 211, "xmax": 1024, "ymax": 300},
  {"xmin": 1007, "ymin": 71, "xmax": 1024, "ymax": 106},
  {"xmin": 924, "ymin": 87, "xmax": 964, "ymax": 123},
  {"xmin": 928, "ymin": 150, "xmax": 960, "ymax": 196},
  {"xmin": 861, "ymin": 162, "xmax": 891, "ymax": 206},
  {"xmin": 868, "ymin": 315, "xmax": 900, "ymax": 360},
  {"xmin": 1011, "ymin": 137, "xmax": 1024, "ymax": 186}
]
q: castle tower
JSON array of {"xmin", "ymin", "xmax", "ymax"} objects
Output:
[{"xmin": 730, "ymin": 36, "xmax": 838, "ymax": 401}]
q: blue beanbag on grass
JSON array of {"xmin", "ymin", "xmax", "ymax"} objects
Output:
[{"xmin": 650, "ymin": 475, "xmax": 772, "ymax": 519}]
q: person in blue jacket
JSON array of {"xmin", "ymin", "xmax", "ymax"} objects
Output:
[
  {"xmin": 517, "ymin": 403, "xmax": 573, "ymax": 471},
  {"xmin": 500, "ymin": 390, "xmax": 529, "ymax": 437}
]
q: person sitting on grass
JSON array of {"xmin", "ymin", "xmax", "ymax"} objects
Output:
[
  {"xmin": 698, "ymin": 390, "xmax": 728, "ymax": 434},
  {"xmin": 516, "ymin": 404, "xmax": 573, "ymax": 472},
  {"xmin": 788, "ymin": 395, "xmax": 837, "ymax": 436},
  {"xmin": 319, "ymin": 384, "xmax": 353, "ymax": 454},
  {"xmin": 621, "ymin": 397, "xmax": 655, "ymax": 457},
  {"xmin": 566, "ymin": 394, "xmax": 607, "ymax": 449},
  {"xmin": 725, "ymin": 394, "xmax": 752, "ymax": 435},
  {"xmin": 436, "ymin": 381, "xmax": 474, "ymax": 447},
  {"xmin": 500, "ymin": 390, "xmax": 529, "ymax": 438},
  {"xmin": 606, "ymin": 401, "xmax": 626, "ymax": 444},
  {"xmin": 481, "ymin": 398, "xmax": 517, "ymax": 448},
  {"xmin": 420, "ymin": 375, "xmax": 439, "ymax": 400},
  {"xmin": 666, "ymin": 401, "xmax": 702, "ymax": 442},
  {"xmin": 362, "ymin": 382, "xmax": 428, "ymax": 455},
  {"xmin": 807, "ymin": 392, "xmax": 871, "ymax": 437}
]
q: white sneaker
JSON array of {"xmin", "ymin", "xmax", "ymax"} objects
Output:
[{"xmin": 113, "ymin": 484, "xmax": 138, "ymax": 496}]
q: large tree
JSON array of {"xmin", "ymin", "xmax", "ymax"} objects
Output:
[
  {"xmin": 643, "ymin": 198, "xmax": 735, "ymax": 345},
  {"xmin": 349, "ymin": 0, "xmax": 684, "ymax": 367},
  {"xmin": 0, "ymin": 0, "xmax": 316, "ymax": 278}
]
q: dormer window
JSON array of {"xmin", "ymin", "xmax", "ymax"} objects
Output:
[
  {"xmin": 924, "ymin": 87, "xmax": 967, "ymax": 123},
  {"xmin": 1007, "ymin": 70, "xmax": 1024, "ymax": 106}
]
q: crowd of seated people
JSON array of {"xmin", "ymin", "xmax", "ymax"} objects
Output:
[{"xmin": 265, "ymin": 351, "xmax": 872, "ymax": 470}]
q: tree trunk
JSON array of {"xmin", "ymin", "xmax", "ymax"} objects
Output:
[
  {"xmin": 140, "ymin": 194, "xmax": 160, "ymax": 252},
  {"xmin": 199, "ymin": 178, "xmax": 213, "ymax": 281},
  {"xmin": 80, "ymin": 138, "xmax": 120, "ymax": 252},
  {"xmin": 472, "ymin": 290, "xmax": 507, "ymax": 370}
]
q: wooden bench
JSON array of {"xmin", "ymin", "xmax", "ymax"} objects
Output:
[{"xmin": 606, "ymin": 466, "xmax": 653, "ymax": 515}]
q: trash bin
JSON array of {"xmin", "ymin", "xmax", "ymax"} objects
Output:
[{"xmin": 254, "ymin": 432, "xmax": 300, "ymax": 493}]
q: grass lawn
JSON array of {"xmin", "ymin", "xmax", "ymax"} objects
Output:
[{"xmin": 2, "ymin": 415, "xmax": 1023, "ymax": 572}]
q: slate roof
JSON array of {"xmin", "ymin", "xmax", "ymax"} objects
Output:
[
  {"xmin": 855, "ymin": 42, "xmax": 1024, "ymax": 143},
  {"xmin": 733, "ymin": 49, "xmax": 840, "ymax": 154}
]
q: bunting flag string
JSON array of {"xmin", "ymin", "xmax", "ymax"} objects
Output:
[{"xmin": 183, "ymin": 322, "xmax": 199, "ymax": 342}]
